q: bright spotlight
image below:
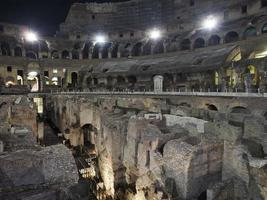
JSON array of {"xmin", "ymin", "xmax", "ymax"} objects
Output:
[
  {"xmin": 94, "ymin": 35, "xmax": 106, "ymax": 44},
  {"xmin": 149, "ymin": 29, "xmax": 162, "ymax": 40},
  {"xmin": 202, "ymin": 16, "xmax": 218, "ymax": 30},
  {"xmin": 25, "ymin": 31, "xmax": 38, "ymax": 42}
]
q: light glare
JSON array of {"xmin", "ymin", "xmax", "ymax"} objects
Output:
[
  {"xmin": 202, "ymin": 16, "xmax": 218, "ymax": 30},
  {"xmin": 95, "ymin": 35, "xmax": 106, "ymax": 44},
  {"xmin": 149, "ymin": 29, "xmax": 162, "ymax": 40},
  {"xmin": 25, "ymin": 31, "xmax": 38, "ymax": 42}
]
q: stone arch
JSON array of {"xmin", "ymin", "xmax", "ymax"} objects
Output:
[
  {"xmin": 243, "ymin": 26, "xmax": 257, "ymax": 39},
  {"xmin": 153, "ymin": 40, "xmax": 164, "ymax": 54},
  {"xmin": 26, "ymin": 51, "xmax": 38, "ymax": 59},
  {"xmin": 82, "ymin": 42, "xmax": 92, "ymax": 59},
  {"xmin": 71, "ymin": 72, "xmax": 78, "ymax": 87},
  {"xmin": 107, "ymin": 76, "xmax": 113, "ymax": 87},
  {"xmin": 208, "ymin": 35, "xmax": 220, "ymax": 46},
  {"xmin": 262, "ymin": 23, "xmax": 267, "ymax": 34},
  {"xmin": 132, "ymin": 42, "xmax": 142, "ymax": 56},
  {"xmin": 73, "ymin": 42, "xmax": 82, "ymax": 50},
  {"xmin": 81, "ymin": 124, "xmax": 96, "ymax": 148},
  {"xmin": 39, "ymin": 40, "xmax": 49, "ymax": 52},
  {"xmin": 1, "ymin": 42, "xmax": 11, "ymax": 56},
  {"xmin": 120, "ymin": 43, "xmax": 131, "ymax": 58},
  {"xmin": 180, "ymin": 39, "xmax": 191, "ymax": 50},
  {"xmin": 163, "ymin": 73, "xmax": 174, "ymax": 90},
  {"xmin": 230, "ymin": 106, "xmax": 250, "ymax": 114},
  {"xmin": 111, "ymin": 43, "xmax": 119, "ymax": 58},
  {"xmin": 224, "ymin": 31, "xmax": 239, "ymax": 43},
  {"xmin": 14, "ymin": 46, "xmax": 22, "ymax": 57},
  {"xmin": 51, "ymin": 50, "xmax": 59, "ymax": 59},
  {"xmin": 102, "ymin": 43, "xmax": 112, "ymax": 59},
  {"xmin": 117, "ymin": 76, "xmax": 126, "ymax": 84},
  {"xmin": 86, "ymin": 76, "xmax": 92, "ymax": 87},
  {"xmin": 5, "ymin": 76, "xmax": 15, "ymax": 86},
  {"xmin": 72, "ymin": 50, "xmax": 79, "ymax": 59},
  {"xmin": 143, "ymin": 40, "xmax": 152, "ymax": 55},
  {"xmin": 93, "ymin": 78, "xmax": 98, "ymax": 85},
  {"xmin": 62, "ymin": 50, "xmax": 70, "ymax": 59},
  {"xmin": 193, "ymin": 38, "xmax": 205, "ymax": 49},
  {"xmin": 206, "ymin": 104, "xmax": 218, "ymax": 111},
  {"xmin": 92, "ymin": 43, "xmax": 100, "ymax": 59}
]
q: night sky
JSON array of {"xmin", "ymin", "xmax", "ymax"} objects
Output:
[{"xmin": 0, "ymin": 0, "xmax": 129, "ymax": 36}]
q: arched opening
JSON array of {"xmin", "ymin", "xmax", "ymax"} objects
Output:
[
  {"xmin": 102, "ymin": 43, "xmax": 112, "ymax": 59},
  {"xmin": 132, "ymin": 42, "xmax": 142, "ymax": 56},
  {"xmin": 92, "ymin": 43, "xmax": 100, "ymax": 59},
  {"xmin": 127, "ymin": 76, "xmax": 137, "ymax": 90},
  {"xmin": 231, "ymin": 106, "xmax": 250, "ymax": 114},
  {"xmin": 246, "ymin": 65, "xmax": 258, "ymax": 86},
  {"xmin": 243, "ymin": 27, "xmax": 257, "ymax": 39},
  {"xmin": 180, "ymin": 39, "xmax": 191, "ymax": 50},
  {"xmin": 93, "ymin": 78, "xmax": 98, "ymax": 85},
  {"xmin": 73, "ymin": 42, "xmax": 82, "ymax": 50},
  {"xmin": 107, "ymin": 76, "xmax": 113, "ymax": 88},
  {"xmin": 39, "ymin": 40, "xmax": 49, "ymax": 52},
  {"xmin": 143, "ymin": 41, "xmax": 152, "ymax": 55},
  {"xmin": 198, "ymin": 191, "xmax": 207, "ymax": 200},
  {"xmin": 71, "ymin": 72, "xmax": 78, "ymax": 87},
  {"xmin": 117, "ymin": 76, "xmax": 126, "ymax": 84},
  {"xmin": 62, "ymin": 50, "xmax": 70, "ymax": 59},
  {"xmin": 82, "ymin": 124, "xmax": 97, "ymax": 152},
  {"xmin": 262, "ymin": 23, "xmax": 267, "ymax": 34},
  {"xmin": 14, "ymin": 46, "xmax": 22, "ymax": 57},
  {"xmin": 86, "ymin": 77, "xmax": 92, "ymax": 87},
  {"xmin": 51, "ymin": 77, "xmax": 58, "ymax": 85},
  {"xmin": 163, "ymin": 73, "xmax": 174, "ymax": 90},
  {"xmin": 82, "ymin": 42, "xmax": 92, "ymax": 59},
  {"xmin": 51, "ymin": 50, "xmax": 59, "ymax": 59},
  {"xmin": 121, "ymin": 43, "xmax": 131, "ymax": 57},
  {"xmin": 193, "ymin": 38, "xmax": 205, "ymax": 49},
  {"xmin": 111, "ymin": 43, "xmax": 119, "ymax": 58},
  {"xmin": 1, "ymin": 42, "xmax": 11, "ymax": 56},
  {"xmin": 206, "ymin": 104, "xmax": 218, "ymax": 111},
  {"xmin": 153, "ymin": 40, "xmax": 164, "ymax": 54},
  {"xmin": 208, "ymin": 35, "xmax": 220, "ymax": 46},
  {"xmin": 72, "ymin": 50, "xmax": 80, "ymax": 59},
  {"xmin": 224, "ymin": 31, "xmax": 239, "ymax": 43},
  {"xmin": 26, "ymin": 51, "xmax": 37, "ymax": 59}
]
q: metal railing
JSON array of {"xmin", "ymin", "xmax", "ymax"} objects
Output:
[{"xmin": 28, "ymin": 88, "xmax": 267, "ymax": 98}]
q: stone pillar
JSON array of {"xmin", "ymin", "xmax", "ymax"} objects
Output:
[
  {"xmin": 22, "ymin": 48, "xmax": 26, "ymax": 57},
  {"xmin": 117, "ymin": 51, "xmax": 121, "ymax": 58},
  {"xmin": 108, "ymin": 49, "xmax": 112, "ymax": 59},
  {"xmin": 11, "ymin": 49, "xmax": 15, "ymax": 57},
  {"xmin": 153, "ymin": 75, "xmax": 164, "ymax": 93},
  {"xmin": 79, "ymin": 52, "xmax": 82, "ymax": 60},
  {"xmin": 0, "ymin": 140, "xmax": 3, "ymax": 153}
]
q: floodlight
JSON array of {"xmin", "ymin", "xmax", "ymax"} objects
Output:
[
  {"xmin": 149, "ymin": 29, "xmax": 162, "ymax": 40},
  {"xmin": 202, "ymin": 16, "xmax": 218, "ymax": 30},
  {"xmin": 24, "ymin": 31, "xmax": 38, "ymax": 42}
]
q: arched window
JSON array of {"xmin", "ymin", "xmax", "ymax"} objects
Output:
[
  {"xmin": 132, "ymin": 42, "xmax": 142, "ymax": 56},
  {"xmin": 71, "ymin": 72, "xmax": 78, "ymax": 87},
  {"xmin": 224, "ymin": 31, "xmax": 239, "ymax": 43},
  {"xmin": 143, "ymin": 41, "xmax": 152, "ymax": 55},
  {"xmin": 102, "ymin": 43, "xmax": 112, "ymax": 59},
  {"xmin": 208, "ymin": 35, "xmax": 220, "ymax": 46},
  {"xmin": 121, "ymin": 43, "xmax": 131, "ymax": 57},
  {"xmin": 26, "ymin": 51, "xmax": 37, "ymax": 59},
  {"xmin": 262, "ymin": 23, "xmax": 267, "ymax": 34},
  {"xmin": 14, "ymin": 46, "xmax": 22, "ymax": 57},
  {"xmin": 72, "ymin": 50, "xmax": 79, "ymax": 59},
  {"xmin": 62, "ymin": 50, "xmax": 70, "ymax": 59},
  {"xmin": 193, "ymin": 38, "xmax": 205, "ymax": 49},
  {"xmin": 117, "ymin": 76, "xmax": 125, "ymax": 84},
  {"xmin": 180, "ymin": 39, "xmax": 191, "ymax": 50},
  {"xmin": 82, "ymin": 42, "xmax": 92, "ymax": 59},
  {"xmin": 92, "ymin": 43, "xmax": 100, "ymax": 59},
  {"xmin": 153, "ymin": 40, "xmax": 164, "ymax": 54},
  {"xmin": 39, "ymin": 40, "xmax": 49, "ymax": 52},
  {"xmin": 243, "ymin": 27, "xmax": 257, "ymax": 39},
  {"xmin": 111, "ymin": 43, "xmax": 119, "ymax": 58},
  {"xmin": 1, "ymin": 42, "xmax": 11, "ymax": 56},
  {"xmin": 51, "ymin": 50, "xmax": 59, "ymax": 59}
]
